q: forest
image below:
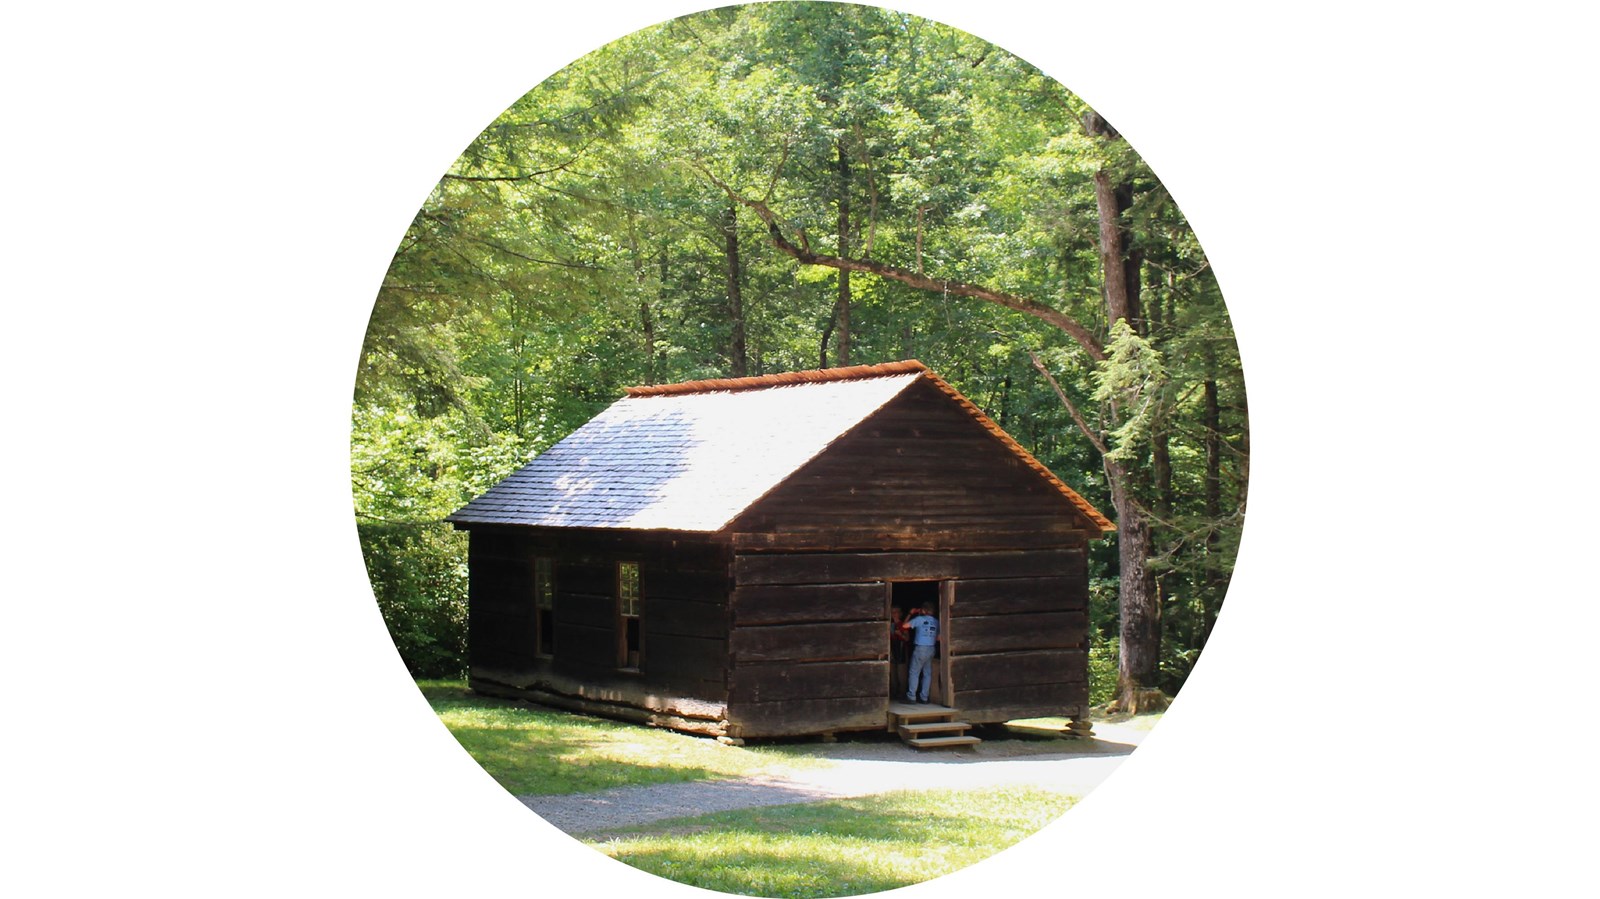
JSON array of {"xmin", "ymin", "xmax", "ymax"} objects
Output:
[{"xmin": 352, "ymin": 2, "xmax": 1247, "ymax": 711}]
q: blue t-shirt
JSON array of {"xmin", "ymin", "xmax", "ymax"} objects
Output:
[{"xmin": 907, "ymin": 614, "xmax": 939, "ymax": 646}]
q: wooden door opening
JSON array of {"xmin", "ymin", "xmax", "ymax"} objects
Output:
[{"xmin": 888, "ymin": 580, "xmax": 947, "ymax": 705}]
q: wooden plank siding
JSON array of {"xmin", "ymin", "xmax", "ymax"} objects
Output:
[
  {"xmin": 466, "ymin": 527, "xmax": 733, "ymax": 696},
  {"xmin": 727, "ymin": 660, "xmax": 886, "ymax": 704},
  {"xmin": 727, "ymin": 379, "xmax": 1101, "ymax": 552},
  {"xmin": 725, "ymin": 547, "xmax": 1092, "ymax": 736},
  {"xmin": 725, "ymin": 577, "xmax": 892, "ymax": 737},
  {"xmin": 467, "ymin": 530, "xmax": 537, "ymax": 674},
  {"xmin": 735, "ymin": 550, "xmax": 1081, "ymax": 585},
  {"xmin": 730, "ymin": 583, "xmax": 882, "ymax": 626},
  {"xmin": 946, "ymin": 563, "xmax": 1092, "ymax": 722},
  {"xmin": 729, "ymin": 621, "xmax": 884, "ymax": 663}
]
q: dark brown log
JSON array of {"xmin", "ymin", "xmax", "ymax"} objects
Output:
[
  {"xmin": 955, "ymin": 682, "xmax": 1090, "ymax": 722},
  {"xmin": 469, "ymin": 671, "xmax": 729, "ymax": 737},
  {"xmin": 727, "ymin": 660, "xmax": 886, "ymax": 703},
  {"xmin": 727, "ymin": 695, "xmax": 886, "ymax": 738},
  {"xmin": 952, "ymin": 575, "xmax": 1087, "ymax": 617},
  {"xmin": 642, "ymin": 632, "xmax": 725, "ymax": 683},
  {"xmin": 549, "ymin": 622, "xmax": 614, "ymax": 671},
  {"xmin": 553, "ymin": 591, "xmax": 614, "ymax": 630},
  {"xmin": 949, "ymin": 611, "xmax": 1087, "ymax": 654},
  {"xmin": 730, "ymin": 583, "xmax": 884, "ymax": 626},
  {"xmin": 731, "ymin": 526, "xmax": 1086, "ymax": 553},
  {"xmin": 953, "ymin": 649, "xmax": 1086, "ymax": 691},
  {"xmin": 735, "ymin": 549, "xmax": 1077, "ymax": 586},
  {"xmin": 641, "ymin": 596, "xmax": 728, "ymax": 638},
  {"xmin": 728, "ymin": 621, "xmax": 883, "ymax": 663}
]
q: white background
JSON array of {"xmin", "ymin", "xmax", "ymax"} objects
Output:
[{"xmin": 5, "ymin": 1, "xmax": 1596, "ymax": 896}]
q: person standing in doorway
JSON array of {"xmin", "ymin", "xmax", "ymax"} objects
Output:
[{"xmin": 901, "ymin": 606, "xmax": 940, "ymax": 704}]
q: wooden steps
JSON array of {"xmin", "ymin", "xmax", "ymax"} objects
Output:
[{"xmin": 888, "ymin": 701, "xmax": 981, "ymax": 750}]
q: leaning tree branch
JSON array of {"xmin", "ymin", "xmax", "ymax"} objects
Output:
[
  {"xmin": 693, "ymin": 162, "xmax": 1106, "ymax": 361},
  {"xmin": 1027, "ymin": 350, "xmax": 1110, "ymax": 455}
]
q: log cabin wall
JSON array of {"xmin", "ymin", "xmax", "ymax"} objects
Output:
[
  {"xmin": 720, "ymin": 378, "xmax": 1097, "ymax": 737},
  {"xmin": 726, "ymin": 575, "xmax": 889, "ymax": 738},
  {"xmin": 946, "ymin": 558, "xmax": 1090, "ymax": 724},
  {"xmin": 466, "ymin": 526, "xmax": 732, "ymax": 705},
  {"xmin": 725, "ymin": 546, "xmax": 1090, "ymax": 737},
  {"xmin": 466, "ymin": 528, "xmax": 537, "ymax": 676}
]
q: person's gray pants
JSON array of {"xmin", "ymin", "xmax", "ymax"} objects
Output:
[{"xmin": 907, "ymin": 645, "xmax": 936, "ymax": 702}]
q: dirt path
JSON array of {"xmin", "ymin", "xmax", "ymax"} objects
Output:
[{"xmin": 522, "ymin": 722, "xmax": 1147, "ymax": 835}]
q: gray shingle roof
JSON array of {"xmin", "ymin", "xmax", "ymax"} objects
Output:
[{"xmin": 447, "ymin": 371, "xmax": 924, "ymax": 531}]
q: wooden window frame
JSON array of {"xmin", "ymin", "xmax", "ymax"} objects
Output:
[
  {"xmin": 616, "ymin": 561, "xmax": 643, "ymax": 671},
  {"xmin": 533, "ymin": 557, "xmax": 555, "ymax": 659}
]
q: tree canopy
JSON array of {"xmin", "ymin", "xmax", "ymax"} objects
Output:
[{"xmin": 354, "ymin": 2, "xmax": 1246, "ymax": 702}]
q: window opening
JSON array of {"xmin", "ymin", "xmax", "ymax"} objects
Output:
[
  {"xmin": 618, "ymin": 561, "xmax": 642, "ymax": 669},
  {"xmin": 534, "ymin": 557, "xmax": 555, "ymax": 657}
]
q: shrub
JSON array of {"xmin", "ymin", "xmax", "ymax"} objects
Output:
[
  {"xmin": 1087, "ymin": 637, "xmax": 1118, "ymax": 707},
  {"xmin": 359, "ymin": 522, "xmax": 469, "ymax": 678}
]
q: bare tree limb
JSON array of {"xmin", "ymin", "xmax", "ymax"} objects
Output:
[
  {"xmin": 693, "ymin": 162, "xmax": 1107, "ymax": 361},
  {"xmin": 1027, "ymin": 350, "xmax": 1109, "ymax": 455}
]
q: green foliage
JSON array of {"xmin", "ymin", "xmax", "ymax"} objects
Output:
[
  {"xmin": 354, "ymin": 2, "xmax": 1247, "ymax": 695},
  {"xmin": 1088, "ymin": 638, "xmax": 1119, "ymax": 707},
  {"xmin": 361, "ymin": 525, "xmax": 468, "ymax": 678},
  {"xmin": 588, "ymin": 787, "xmax": 1077, "ymax": 898},
  {"xmin": 1093, "ymin": 319, "xmax": 1168, "ymax": 462}
]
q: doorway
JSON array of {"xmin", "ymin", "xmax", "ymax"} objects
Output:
[{"xmin": 888, "ymin": 580, "xmax": 948, "ymax": 705}]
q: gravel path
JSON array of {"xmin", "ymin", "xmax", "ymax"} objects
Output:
[{"xmin": 522, "ymin": 723, "xmax": 1146, "ymax": 835}]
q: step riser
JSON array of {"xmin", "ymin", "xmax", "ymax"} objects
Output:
[
  {"xmin": 891, "ymin": 709, "xmax": 981, "ymax": 749},
  {"xmin": 906, "ymin": 736, "xmax": 982, "ymax": 749},
  {"xmin": 899, "ymin": 723, "xmax": 972, "ymax": 735}
]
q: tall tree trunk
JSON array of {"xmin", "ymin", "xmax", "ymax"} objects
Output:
[
  {"xmin": 639, "ymin": 299, "xmax": 656, "ymax": 386},
  {"xmin": 722, "ymin": 203, "xmax": 748, "ymax": 377},
  {"xmin": 1153, "ymin": 431, "xmax": 1172, "ymax": 521},
  {"xmin": 1107, "ymin": 458, "xmax": 1160, "ymax": 704},
  {"xmin": 835, "ymin": 142, "xmax": 852, "ymax": 366},
  {"xmin": 1094, "ymin": 169, "xmax": 1131, "ymax": 322},
  {"xmin": 1090, "ymin": 112, "xmax": 1167, "ymax": 713},
  {"xmin": 625, "ymin": 214, "xmax": 657, "ymax": 386},
  {"xmin": 1200, "ymin": 365, "xmax": 1223, "ymax": 647}
]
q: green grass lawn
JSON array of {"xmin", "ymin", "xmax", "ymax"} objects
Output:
[
  {"xmin": 418, "ymin": 680, "xmax": 825, "ymax": 796},
  {"xmin": 585, "ymin": 787, "xmax": 1076, "ymax": 898},
  {"xmin": 422, "ymin": 681, "xmax": 1115, "ymax": 897}
]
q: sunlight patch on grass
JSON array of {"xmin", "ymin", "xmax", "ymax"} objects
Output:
[{"xmin": 586, "ymin": 787, "xmax": 1076, "ymax": 897}]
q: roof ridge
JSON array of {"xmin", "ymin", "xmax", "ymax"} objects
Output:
[{"xmin": 624, "ymin": 360, "xmax": 928, "ymax": 397}]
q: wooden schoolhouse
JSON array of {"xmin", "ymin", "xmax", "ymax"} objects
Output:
[{"xmin": 447, "ymin": 360, "xmax": 1113, "ymax": 744}]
